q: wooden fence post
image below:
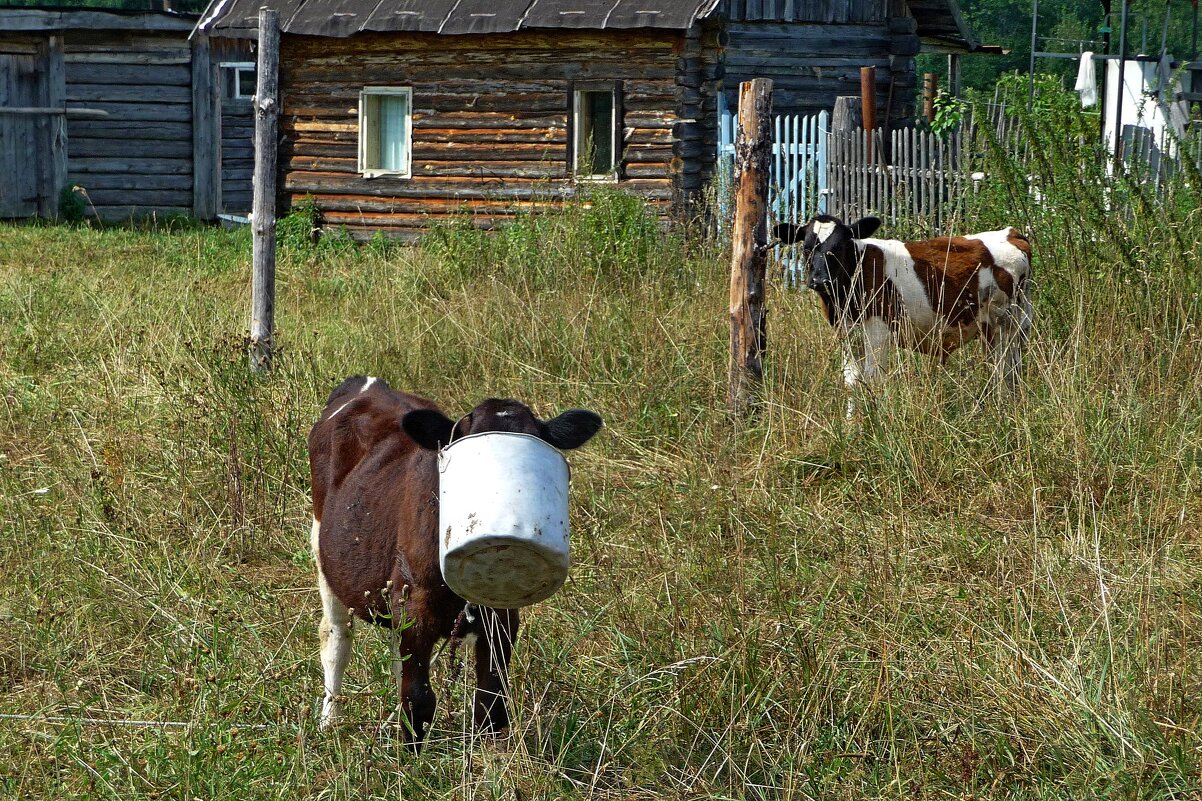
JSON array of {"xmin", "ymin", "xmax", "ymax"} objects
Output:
[
  {"xmin": 923, "ymin": 72, "xmax": 938, "ymax": 123},
  {"xmin": 250, "ymin": 7, "xmax": 279, "ymax": 374},
  {"xmin": 727, "ymin": 78, "xmax": 772, "ymax": 417},
  {"xmin": 861, "ymin": 66, "xmax": 876, "ymax": 163}
]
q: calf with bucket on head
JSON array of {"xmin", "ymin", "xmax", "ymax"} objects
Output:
[{"xmin": 307, "ymin": 375, "xmax": 603, "ymax": 748}]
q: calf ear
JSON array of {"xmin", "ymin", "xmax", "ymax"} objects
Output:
[
  {"xmin": 773, "ymin": 222, "xmax": 804, "ymax": 245},
  {"xmin": 401, "ymin": 409, "xmax": 456, "ymax": 450},
  {"xmin": 541, "ymin": 410, "xmax": 603, "ymax": 450},
  {"xmin": 849, "ymin": 216, "xmax": 882, "ymax": 239}
]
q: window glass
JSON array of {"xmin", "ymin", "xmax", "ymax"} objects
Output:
[
  {"xmin": 360, "ymin": 89, "xmax": 411, "ymax": 176},
  {"xmin": 575, "ymin": 89, "xmax": 615, "ymax": 177},
  {"xmin": 236, "ymin": 67, "xmax": 256, "ymax": 99}
]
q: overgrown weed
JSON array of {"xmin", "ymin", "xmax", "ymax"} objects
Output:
[{"xmin": 0, "ymin": 161, "xmax": 1199, "ymax": 799}]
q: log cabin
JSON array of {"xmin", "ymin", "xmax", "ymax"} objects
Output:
[
  {"xmin": 194, "ymin": 0, "xmax": 983, "ymax": 240},
  {"xmin": 0, "ymin": 6, "xmax": 251, "ymax": 222}
]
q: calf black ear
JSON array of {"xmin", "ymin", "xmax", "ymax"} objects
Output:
[
  {"xmin": 849, "ymin": 216, "xmax": 882, "ymax": 239},
  {"xmin": 773, "ymin": 222, "xmax": 805, "ymax": 245},
  {"xmin": 541, "ymin": 410, "xmax": 603, "ymax": 450},
  {"xmin": 402, "ymin": 409, "xmax": 456, "ymax": 450}
]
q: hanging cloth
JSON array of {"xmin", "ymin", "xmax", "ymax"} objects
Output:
[{"xmin": 1075, "ymin": 51, "xmax": 1098, "ymax": 107}]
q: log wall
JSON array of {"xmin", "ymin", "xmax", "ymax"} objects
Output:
[
  {"xmin": 279, "ymin": 30, "xmax": 691, "ymax": 240},
  {"xmin": 721, "ymin": 19, "xmax": 919, "ymax": 122},
  {"xmin": 64, "ymin": 31, "xmax": 198, "ymax": 220}
]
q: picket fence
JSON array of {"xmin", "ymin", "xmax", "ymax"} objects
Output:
[{"xmin": 718, "ymin": 106, "xmax": 1202, "ymax": 285}]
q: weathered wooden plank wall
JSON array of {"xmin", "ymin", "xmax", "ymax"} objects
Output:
[
  {"xmin": 280, "ymin": 29, "xmax": 689, "ymax": 239},
  {"xmin": 221, "ymin": 94, "xmax": 254, "ymax": 214},
  {"xmin": 65, "ymin": 32, "xmax": 195, "ymax": 220},
  {"xmin": 722, "ymin": 19, "xmax": 919, "ymax": 121},
  {"xmin": 0, "ymin": 36, "xmax": 45, "ymax": 218}
]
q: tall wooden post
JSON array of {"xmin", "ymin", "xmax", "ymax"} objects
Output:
[
  {"xmin": 250, "ymin": 8, "xmax": 280, "ymax": 374},
  {"xmin": 727, "ymin": 78, "xmax": 772, "ymax": 418},
  {"xmin": 922, "ymin": 72, "xmax": 938, "ymax": 123},
  {"xmin": 860, "ymin": 66, "xmax": 876, "ymax": 162}
]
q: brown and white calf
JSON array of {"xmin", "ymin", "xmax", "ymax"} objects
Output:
[
  {"xmin": 775, "ymin": 215, "xmax": 1033, "ymax": 409},
  {"xmin": 307, "ymin": 375, "xmax": 602, "ymax": 748}
]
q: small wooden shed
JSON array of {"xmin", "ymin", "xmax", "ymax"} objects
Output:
[
  {"xmin": 0, "ymin": 7, "xmax": 252, "ymax": 221},
  {"xmin": 196, "ymin": 0, "xmax": 981, "ymax": 239}
]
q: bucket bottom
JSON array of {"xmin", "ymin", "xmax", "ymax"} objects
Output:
[{"xmin": 441, "ymin": 536, "xmax": 569, "ymax": 608}]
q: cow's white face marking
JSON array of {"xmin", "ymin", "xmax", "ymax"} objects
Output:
[
  {"xmin": 360, "ymin": 376, "xmax": 377, "ymax": 393},
  {"xmin": 494, "ymin": 410, "xmax": 514, "ymax": 418},
  {"xmin": 812, "ymin": 220, "xmax": 836, "ymax": 243}
]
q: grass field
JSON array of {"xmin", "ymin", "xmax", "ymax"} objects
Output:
[{"xmin": 1, "ymin": 176, "xmax": 1201, "ymax": 800}]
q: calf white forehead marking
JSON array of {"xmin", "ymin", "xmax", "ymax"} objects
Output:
[
  {"xmin": 495, "ymin": 410, "xmax": 514, "ymax": 418},
  {"xmin": 812, "ymin": 220, "xmax": 836, "ymax": 243},
  {"xmin": 360, "ymin": 376, "xmax": 377, "ymax": 393}
]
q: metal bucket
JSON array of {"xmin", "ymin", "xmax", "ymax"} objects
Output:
[{"xmin": 437, "ymin": 432, "xmax": 571, "ymax": 608}]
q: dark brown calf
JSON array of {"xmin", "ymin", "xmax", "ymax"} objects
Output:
[{"xmin": 308, "ymin": 376, "xmax": 602, "ymax": 747}]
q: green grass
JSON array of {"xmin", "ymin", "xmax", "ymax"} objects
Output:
[{"xmin": 1, "ymin": 180, "xmax": 1200, "ymax": 800}]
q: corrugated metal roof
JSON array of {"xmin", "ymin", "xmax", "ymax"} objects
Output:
[{"xmin": 198, "ymin": 0, "xmax": 721, "ymax": 38}]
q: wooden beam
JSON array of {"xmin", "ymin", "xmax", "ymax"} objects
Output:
[
  {"xmin": 43, "ymin": 33, "xmax": 67, "ymax": 219},
  {"xmin": 191, "ymin": 34, "xmax": 219, "ymax": 220},
  {"xmin": 727, "ymin": 78, "xmax": 773, "ymax": 418},
  {"xmin": 250, "ymin": 8, "xmax": 279, "ymax": 374},
  {"xmin": 0, "ymin": 9, "xmax": 196, "ymax": 32}
]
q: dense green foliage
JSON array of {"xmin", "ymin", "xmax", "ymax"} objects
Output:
[{"xmin": 924, "ymin": 0, "xmax": 1199, "ymax": 94}]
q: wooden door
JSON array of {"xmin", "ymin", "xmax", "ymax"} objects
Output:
[{"xmin": 0, "ymin": 45, "xmax": 44, "ymax": 218}]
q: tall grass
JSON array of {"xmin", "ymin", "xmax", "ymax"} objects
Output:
[{"xmin": 0, "ymin": 168, "xmax": 1199, "ymax": 800}]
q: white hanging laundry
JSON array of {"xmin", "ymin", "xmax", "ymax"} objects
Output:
[{"xmin": 1075, "ymin": 50, "xmax": 1098, "ymax": 107}]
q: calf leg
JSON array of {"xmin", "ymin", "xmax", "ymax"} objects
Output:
[
  {"xmin": 988, "ymin": 291, "xmax": 1033, "ymax": 392},
  {"xmin": 473, "ymin": 607, "xmax": 519, "ymax": 734},
  {"xmin": 389, "ymin": 599, "xmax": 439, "ymax": 749},
  {"xmin": 842, "ymin": 317, "xmax": 892, "ymax": 418},
  {"xmin": 313, "ymin": 521, "xmax": 352, "ymax": 730}
]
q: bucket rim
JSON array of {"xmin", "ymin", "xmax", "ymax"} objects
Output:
[
  {"xmin": 438, "ymin": 430, "xmax": 571, "ymax": 472},
  {"xmin": 440, "ymin": 430, "xmax": 568, "ymax": 454}
]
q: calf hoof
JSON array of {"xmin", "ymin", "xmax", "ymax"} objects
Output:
[{"xmin": 318, "ymin": 697, "xmax": 341, "ymax": 731}]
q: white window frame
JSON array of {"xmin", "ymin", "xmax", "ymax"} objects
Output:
[
  {"xmin": 221, "ymin": 62, "xmax": 256, "ymax": 101},
  {"xmin": 358, "ymin": 86, "xmax": 413, "ymax": 179},
  {"xmin": 572, "ymin": 86, "xmax": 618, "ymax": 180}
]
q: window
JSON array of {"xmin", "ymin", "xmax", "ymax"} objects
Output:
[
  {"xmin": 359, "ymin": 87, "xmax": 412, "ymax": 178},
  {"xmin": 572, "ymin": 85, "xmax": 621, "ymax": 179},
  {"xmin": 221, "ymin": 62, "xmax": 255, "ymax": 101}
]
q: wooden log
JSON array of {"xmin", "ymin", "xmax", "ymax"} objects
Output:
[
  {"xmin": 923, "ymin": 73, "xmax": 937, "ymax": 122},
  {"xmin": 66, "ymin": 101, "xmax": 191, "ymax": 122},
  {"xmin": 192, "ymin": 34, "xmax": 220, "ymax": 220},
  {"xmin": 832, "ymin": 96, "xmax": 862, "ymax": 132},
  {"xmin": 65, "ymin": 137, "xmax": 192, "ymax": 159},
  {"xmin": 727, "ymin": 78, "xmax": 772, "ymax": 418},
  {"xmin": 68, "ymin": 63, "xmax": 191, "ymax": 87},
  {"xmin": 69, "ymin": 157, "xmax": 192, "ymax": 175},
  {"xmin": 250, "ymin": 8, "xmax": 279, "ymax": 374},
  {"xmin": 65, "ymin": 84, "xmax": 191, "ymax": 104},
  {"xmin": 65, "ymin": 173, "xmax": 192, "ymax": 191}
]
